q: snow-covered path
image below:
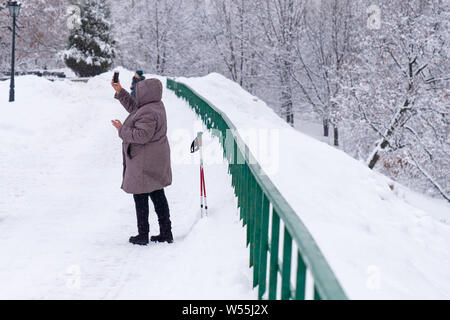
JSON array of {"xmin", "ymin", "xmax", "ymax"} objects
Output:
[{"xmin": 0, "ymin": 71, "xmax": 255, "ymax": 299}]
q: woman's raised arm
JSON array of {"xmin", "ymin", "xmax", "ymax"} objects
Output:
[
  {"xmin": 115, "ymin": 88, "xmax": 138, "ymax": 113},
  {"xmin": 112, "ymin": 79, "xmax": 138, "ymax": 113}
]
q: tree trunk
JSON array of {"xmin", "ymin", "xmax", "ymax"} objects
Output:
[
  {"xmin": 282, "ymin": 91, "xmax": 294, "ymax": 127},
  {"xmin": 286, "ymin": 109, "xmax": 294, "ymax": 126},
  {"xmin": 323, "ymin": 118, "xmax": 329, "ymax": 137},
  {"xmin": 238, "ymin": 0, "xmax": 245, "ymax": 87},
  {"xmin": 333, "ymin": 126, "xmax": 339, "ymax": 146},
  {"xmin": 280, "ymin": 60, "xmax": 294, "ymax": 127},
  {"xmin": 367, "ymin": 98, "xmax": 411, "ymax": 169},
  {"xmin": 249, "ymin": 51, "xmax": 257, "ymax": 93},
  {"xmin": 368, "ymin": 139, "xmax": 390, "ymax": 169}
]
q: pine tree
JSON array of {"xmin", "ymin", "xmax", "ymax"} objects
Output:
[{"xmin": 64, "ymin": 0, "xmax": 116, "ymax": 77}]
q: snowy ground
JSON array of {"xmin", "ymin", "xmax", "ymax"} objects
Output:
[
  {"xmin": 177, "ymin": 73, "xmax": 450, "ymax": 299},
  {"xmin": 0, "ymin": 70, "xmax": 255, "ymax": 299},
  {"xmin": 2, "ymin": 69, "xmax": 449, "ymax": 300}
]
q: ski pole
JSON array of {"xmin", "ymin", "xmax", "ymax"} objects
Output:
[
  {"xmin": 191, "ymin": 131, "xmax": 207, "ymax": 217},
  {"xmin": 200, "ymin": 164, "xmax": 204, "ymax": 217},
  {"xmin": 198, "ymin": 132, "xmax": 208, "ymax": 216},
  {"xmin": 201, "ymin": 161, "xmax": 208, "ymax": 216}
]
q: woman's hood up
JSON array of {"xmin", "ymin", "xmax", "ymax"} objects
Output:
[{"xmin": 136, "ymin": 78, "xmax": 163, "ymax": 106}]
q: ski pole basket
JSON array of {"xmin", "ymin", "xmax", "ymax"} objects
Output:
[{"xmin": 167, "ymin": 78, "xmax": 347, "ymax": 300}]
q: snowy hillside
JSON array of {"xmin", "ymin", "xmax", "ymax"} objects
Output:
[
  {"xmin": 177, "ymin": 73, "xmax": 450, "ymax": 299},
  {"xmin": 0, "ymin": 69, "xmax": 255, "ymax": 299}
]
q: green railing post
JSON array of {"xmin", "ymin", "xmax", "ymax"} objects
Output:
[
  {"xmin": 232, "ymin": 139, "xmax": 238, "ymax": 194},
  {"xmin": 253, "ymin": 185, "xmax": 263, "ymax": 287},
  {"xmin": 246, "ymin": 166, "xmax": 251, "ymax": 246},
  {"xmin": 268, "ymin": 211, "xmax": 280, "ymax": 300},
  {"xmin": 237, "ymin": 160, "xmax": 243, "ymax": 215},
  {"xmin": 258, "ymin": 195, "xmax": 270, "ymax": 299},
  {"xmin": 281, "ymin": 229, "xmax": 292, "ymax": 300},
  {"xmin": 295, "ymin": 253, "xmax": 307, "ymax": 300},
  {"xmin": 242, "ymin": 164, "xmax": 248, "ymax": 227},
  {"xmin": 249, "ymin": 176, "xmax": 256, "ymax": 267}
]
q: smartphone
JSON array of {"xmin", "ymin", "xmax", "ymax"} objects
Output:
[{"xmin": 113, "ymin": 71, "xmax": 119, "ymax": 84}]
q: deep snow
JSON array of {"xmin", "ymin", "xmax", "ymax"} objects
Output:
[
  {"xmin": 0, "ymin": 69, "xmax": 255, "ymax": 299},
  {"xmin": 177, "ymin": 73, "xmax": 450, "ymax": 299}
]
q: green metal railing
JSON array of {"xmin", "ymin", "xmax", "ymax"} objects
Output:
[{"xmin": 167, "ymin": 78, "xmax": 347, "ymax": 300}]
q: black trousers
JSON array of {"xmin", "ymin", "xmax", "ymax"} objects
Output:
[{"xmin": 133, "ymin": 189, "xmax": 172, "ymax": 235}]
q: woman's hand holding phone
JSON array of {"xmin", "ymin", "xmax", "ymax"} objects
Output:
[
  {"xmin": 111, "ymin": 71, "xmax": 123, "ymax": 132},
  {"xmin": 111, "ymin": 78, "xmax": 122, "ymax": 94}
]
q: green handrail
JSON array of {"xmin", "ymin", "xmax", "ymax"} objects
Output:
[{"xmin": 167, "ymin": 78, "xmax": 347, "ymax": 300}]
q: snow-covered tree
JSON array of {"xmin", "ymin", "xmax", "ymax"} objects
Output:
[
  {"xmin": 291, "ymin": 0, "xmax": 359, "ymax": 146},
  {"xmin": 0, "ymin": 0, "xmax": 69, "ymax": 72},
  {"xmin": 340, "ymin": 0, "xmax": 449, "ymax": 200},
  {"xmin": 202, "ymin": 0, "xmax": 260, "ymax": 90},
  {"xmin": 0, "ymin": 2, "xmax": 9, "ymax": 72},
  {"xmin": 112, "ymin": 0, "xmax": 187, "ymax": 76},
  {"xmin": 255, "ymin": 0, "xmax": 303, "ymax": 127},
  {"xmin": 64, "ymin": 0, "xmax": 116, "ymax": 77}
]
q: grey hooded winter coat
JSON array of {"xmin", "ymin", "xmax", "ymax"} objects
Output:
[{"xmin": 114, "ymin": 78, "xmax": 172, "ymax": 194}]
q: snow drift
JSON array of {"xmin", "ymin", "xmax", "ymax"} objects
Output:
[{"xmin": 176, "ymin": 73, "xmax": 450, "ymax": 299}]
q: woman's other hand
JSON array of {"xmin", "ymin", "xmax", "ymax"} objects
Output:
[
  {"xmin": 111, "ymin": 78, "xmax": 122, "ymax": 94},
  {"xmin": 111, "ymin": 119, "xmax": 123, "ymax": 131}
]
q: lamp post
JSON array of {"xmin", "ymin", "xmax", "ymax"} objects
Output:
[{"xmin": 7, "ymin": 1, "xmax": 21, "ymax": 102}]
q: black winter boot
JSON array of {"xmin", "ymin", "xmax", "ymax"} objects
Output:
[
  {"xmin": 129, "ymin": 233, "xmax": 149, "ymax": 245},
  {"xmin": 150, "ymin": 228, "xmax": 173, "ymax": 244},
  {"xmin": 149, "ymin": 189, "xmax": 173, "ymax": 244}
]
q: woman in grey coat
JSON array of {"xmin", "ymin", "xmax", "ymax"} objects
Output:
[{"xmin": 111, "ymin": 76, "xmax": 173, "ymax": 245}]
